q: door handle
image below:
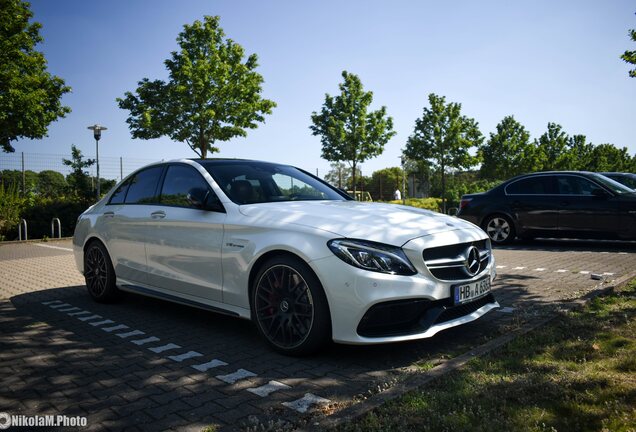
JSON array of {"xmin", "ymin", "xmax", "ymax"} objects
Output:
[
  {"xmin": 151, "ymin": 211, "xmax": 166, "ymax": 219},
  {"xmin": 103, "ymin": 211, "xmax": 115, "ymax": 218}
]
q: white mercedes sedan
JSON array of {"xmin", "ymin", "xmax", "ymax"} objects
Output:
[{"xmin": 73, "ymin": 159, "xmax": 499, "ymax": 355}]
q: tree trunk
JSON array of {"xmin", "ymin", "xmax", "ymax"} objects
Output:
[{"xmin": 352, "ymin": 161, "xmax": 357, "ymax": 198}]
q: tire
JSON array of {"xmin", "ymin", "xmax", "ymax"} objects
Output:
[
  {"xmin": 483, "ymin": 214, "xmax": 516, "ymax": 245},
  {"xmin": 251, "ymin": 255, "xmax": 331, "ymax": 356},
  {"xmin": 84, "ymin": 241, "xmax": 120, "ymax": 303}
]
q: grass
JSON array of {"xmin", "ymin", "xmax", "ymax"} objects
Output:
[{"xmin": 341, "ymin": 280, "xmax": 636, "ymax": 432}]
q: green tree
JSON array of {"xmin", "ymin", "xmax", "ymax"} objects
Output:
[
  {"xmin": 323, "ymin": 162, "xmax": 361, "ymax": 190},
  {"xmin": 37, "ymin": 170, "xmax": 67, "ymax": 197},
  {"xmin": 0, "ymin": 182, "xmax": 26, "ymax": 239},
  {"xmin": 586, "ymin": 144, "xmax": 633, "ymax": 172},
  {"xmin": 536, "ymin": 123, "xmax": 570, "ymax": 171},
  {"xmin": 117, "ymin": 16, "xmax": 276, "ymax": 159},
  {"xmin": 620, "ymin": 15, "xmax": 636, "ymax": 78},
  {"xmin": 369, "ymin": 167, "xmax": 403, "ymax": 201},
  {"xmin": 404, "ymin": 93, "xmax": 483, "ymax": 212},
  {"xmin": 562, "ymin": 134, "xmax": 594, "ymax": 170},
  {"xmin": 0, "ymin": 0, "xmax": 71, "ymax": 153},
  {"xmin": 310, "ymin": 71, "xmax": 396, "ymax": 195},
  {"xmin": 0, "ymin": 169, "xmax": 37, "ymax": 193},
  {"xmin": 63, "ymin": 145, "xmax": 95, "ymax": 201},
  {"xmin": 479, "ymin": 116, "xmax": 538, "ymax": 180}
]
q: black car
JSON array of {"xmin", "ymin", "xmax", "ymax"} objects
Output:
[
  {"xmin": 600, "ymin": 172, "xmax": 636, "ymax": 190},
  {"xmin": 457, "ymin": 171, "xmax": 636, "ymax": 244}
]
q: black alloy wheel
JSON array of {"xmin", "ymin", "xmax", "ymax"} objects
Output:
[
  {"xmin": 84, "ymin": 241, "xmax": 119, "ymax": 302},
  {"xmin": 252, "ymin": 256, "xmax": 330, "ymax": 355}
]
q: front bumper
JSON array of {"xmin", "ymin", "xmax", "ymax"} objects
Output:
[{"xmin": 310, "ymin": 251, "xmax": 498, "ymax": 345}]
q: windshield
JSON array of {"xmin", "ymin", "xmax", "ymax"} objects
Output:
[
  {"xmin": 199, "ymin": 160, "xmax": 349, "ymax": 204},
  {"xmin": 590, "ymin": 173, "xmax": 635, "ymax": 195},
  {"xmin": 605, "ymin": 173, "xmax": 636, "ymax": 190}
]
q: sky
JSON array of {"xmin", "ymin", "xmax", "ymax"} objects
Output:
[{"xmin": 11, "ymin": 0, "xmax": 636, "ymax": 179}]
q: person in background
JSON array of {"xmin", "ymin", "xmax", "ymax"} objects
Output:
[{"xmin": 393, "ymin": 189, "xmax": 401, "ymax": 200}]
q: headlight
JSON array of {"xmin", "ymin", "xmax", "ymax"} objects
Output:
[{"xmin": 327, "ymin": 239, "xmax": 417, "ymax": 276}]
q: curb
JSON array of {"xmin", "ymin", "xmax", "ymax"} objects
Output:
[
  {"xmin": 0, "ymin": 237, "xmax": 73, "ymax": 245},
  {"xmin": 299, "ymin": 270, "xmax": 636, "ymax": 431}
]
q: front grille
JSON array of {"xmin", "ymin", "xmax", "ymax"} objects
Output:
[
  {"xmin": 357, "ymin": 294, "xmax": 497, "ymax": 338},
  {"xmin": 423, "ymin": 239, "xmax": 491, "ymax": 281}
]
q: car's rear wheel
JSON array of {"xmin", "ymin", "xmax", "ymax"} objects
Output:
[
  {"xmin": 84, "ymin": 241, "xmax": 120, "ymax": 302},
  {"xmin": 251, "ymin": 255, "xmax": 330, "ymax": 356},
  {"xmin": 483, "ymin": 214, "xmax": 515, "ymax": 245}
]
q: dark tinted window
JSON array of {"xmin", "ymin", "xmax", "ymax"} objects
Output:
[
  {"xmin": 160, "ymin": 165, "xmax": 211, "ymax": 208},
  {"xmin": 124, "ymin": 166, "xmax": 163, "ymax": 204},
  {"xmin": 506, "ymin": 176, "xmax": 553, "ymax": 195},
  {"xmin": 556, "ymin": 176, "xmax": 600, "ymax": 196},
  {"xmin": 108, "ymin": 181, "xmax": 130, "ymax": 204}
]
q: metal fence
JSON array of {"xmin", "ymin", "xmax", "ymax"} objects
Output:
[{"xmin": 0, "ymin": 151, "xmax": 157, "ymax": 185}]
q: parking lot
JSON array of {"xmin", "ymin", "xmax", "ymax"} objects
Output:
[{"xmin": 1, "ymin": 239, "xmax": 635, "ymax": 431}]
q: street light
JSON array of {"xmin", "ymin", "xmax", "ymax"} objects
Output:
[{"xmin": 87, "ymin": 124, "xmax": 107, "ymax": 201}]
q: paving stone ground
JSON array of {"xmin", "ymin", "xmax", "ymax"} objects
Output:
[{"xmin": 0, "ymin": 238, "xmax": 634, "ymax": 431}]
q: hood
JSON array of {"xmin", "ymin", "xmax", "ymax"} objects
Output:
[{"xmin": 238, "ymin": 201, "xmax": 481, "ymax": 245}]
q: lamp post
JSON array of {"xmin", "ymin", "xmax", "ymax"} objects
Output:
[
  {"xmin": 87, "ymin": 124, "xmax": 107, "ymax": 201},
  {"xmin": 400, "ymin": 156, "xmax": 406, "ymax": 205}
]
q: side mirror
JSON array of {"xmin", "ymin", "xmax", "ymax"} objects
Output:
[
  {"xmin": 187, "ymin": 187, "xmax": 209, "ymax": 208},
  {"xmin": 187, "ymin": 187, "xmax": 226, "ymax": 212}
]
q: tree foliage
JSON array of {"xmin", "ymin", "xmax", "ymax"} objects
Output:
[
  {"xmin": 404, "ymin": 93, "xmax": 483, "ymax": 211},
  {"xmin": 62, "ymin": 145, "xmax": 95, "ymax": 201},
  {"xmin": 368, "ymin": 167, "xmax": 404, "ymax": 201},
  {"xmin": 117, "ymin": 15, "xmax": 276, "ymax": 159},
  {"xmin": 535, "ymin": 123, "xmax": 570, "ymax": 171},
  {"xmin": 620, "ymin": 15, "xmax": 636, "ymax": 78},
  {"xmin": 479, "ymin": 116, "xmax": 538, "ymax": 180},
  {"xmin": 0, "ymin": 0, "xmax": 71, "ymax": 153},
  {"xmin": 310, "ymin": 71, "xmax": 396, "ymax": 194}
]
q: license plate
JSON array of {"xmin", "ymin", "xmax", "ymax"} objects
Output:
[{"xmin": 453, "ymin": 277, "xmax": 491, "ymax": 305}]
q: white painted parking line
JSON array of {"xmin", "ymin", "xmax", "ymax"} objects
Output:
[
  {"xmin": 148, "ymin": 343, "xmax": 181, "ymax": 354},
  {"xmin": 49, "ymin": 303, "xmax": 71, "ymax": 309},
  {"xmin": 102, "ymin": 324, "xmax": 129, "ymax": 333},
  {"xmin": 512, "ymin": 266, "xmax": 526, "ymax": 270},
  {"xmin": 555, "ymin": 269, "xmax": 568, "ymax": 273},
  {"xmin": 603, "ymin": 272, "xmax": 615, "ymax": 276},
  {"xmin": 77, "ymin": 314, "xmax": 102, "ymax": 322},
  {"xmin": 192, "ymin": 359, "xmax": 228, "ymax": 372},
  {"xmin": 57, "ymin": 306, "xmax": 81, "ymax": 312},
  {"xmin": 34, "ymin": 243, "xmax": 73, "ymax": 252},
  {"xmin": 579, "ymin": 271, "xmax": 590, "ymax": 274},
  {"xmin": 41, "ymin": 300, "xmax": 63, "ymax": 305},
  {"xmin": 168, "ymin": 351, "xmax": 204, "ymax": 362},
  {"xmin": 216, "ymin": 369, "xmax": 256, "ymax": 384},
  {"xmin": 89, "ymin": 319, "xmax": 115, "ymax": 327},
  {"xmin": 282, "ymin": 393, "xmax": 331, "ymax": 413},
  {"xmin": 247, "ymin": 380, "xmax": 291, "ymax": 397},
  {"xmin": 618, "ymin": 252, "xmax": 628, "ymax": 255},
  {"xmin": 497, "ymin": 307, "xmax": 515, "ymax": 313},
  {"xmin": 67, "ymin": 310, "xmax": 91, "ymax": 317},
  {"xmin": 496, "ymin": 265, "xmax": 507, "ymax": 269},
  {"xmin": 116, "ymin": 330, "xmax": 145, "ymax": 339},
  {"xmin": 131, "ymin": 336, "xmax": 160, "ymax": 346},
  {"xmin": 534, "ymin": 268, "xmax": 546, "ymax": 272}
]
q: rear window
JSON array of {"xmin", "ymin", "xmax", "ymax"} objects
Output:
[{"xmin": 506, "ymin": 176, "xmax": 554, "ymax": 195}]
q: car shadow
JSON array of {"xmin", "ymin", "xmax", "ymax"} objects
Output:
[{"xmin": 2, "ymin": 273, "xmax": 599, "ymax": 430}]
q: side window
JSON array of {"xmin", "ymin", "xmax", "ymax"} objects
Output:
[
  {"xmin": 124, "ymin": 166, "xmax": 164, "ymax": 204},
  {"xmin": 506, "ymin": 176, "xmax": 553, "ymax": 195},
  {"xmin": 108, "ymin": 180, "xmax": 130, "ymax": 205},
  {"xmin": 557, "ymin": 176, "xmax": 600, "ymax": 196},
  {"xmin": 160, "ymin": 165, "xmax": 211, "ymax": 208}
]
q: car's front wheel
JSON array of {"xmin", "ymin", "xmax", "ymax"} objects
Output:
[
  {"xmin": 251, "ymin": 255, "xmax": 330, "ymax": 356},
  {"xmin": 483, "ymin": 214, "xmax": 516, "ymax": 245},
  {"xmin": 84, "ymin": 241, "xmax": 120, "ymax": 302}
]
